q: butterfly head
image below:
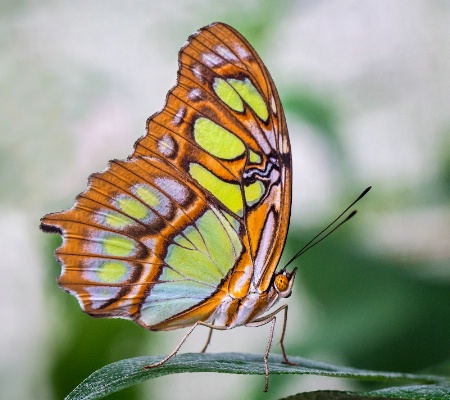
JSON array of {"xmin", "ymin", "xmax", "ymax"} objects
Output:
[{"xmin": 273, "ymin": 267, "xmax": 297, "ymax": 298}]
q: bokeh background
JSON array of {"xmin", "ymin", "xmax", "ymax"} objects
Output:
[{"xmin": 2, "ymin": 1, "xmax": 450, "ymax": 399}]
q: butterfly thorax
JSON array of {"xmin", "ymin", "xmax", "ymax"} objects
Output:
[{"xmin": 206, "ymin": 267, "xmax": 297, "ymax": 329}]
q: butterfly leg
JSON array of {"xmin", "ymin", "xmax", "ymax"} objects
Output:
[
  {"xmin": 143, "ymin": 321, "xmax": 226, "ymax": 370},
  {"xmin": 248, "ymin": 304, "xmax": 296, "ymax": 365},
  {"xmin": 245, "ymin": 314, "xmax": 276, "ymax": 392},
  {"xmin": 200, "ymin": 327, "xmax": 214, "ymax": 353},
  {"xmin": 277, "ymin": 305, "xmax": 297, "ymax": 366},
  {"xmin": 143, "ymin": 322, "xmax": 201, "ymax": 370},
  {"xmin": 246, "ymin": 304, "xmax": 296, "ymax": 391}
]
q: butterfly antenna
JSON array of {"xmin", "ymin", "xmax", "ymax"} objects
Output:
[{"xmin": 284, "ymin": 186, "xmax": 371, "ymax": 269}]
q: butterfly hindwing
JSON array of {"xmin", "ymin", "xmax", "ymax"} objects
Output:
[{"xmin": 42, "ymin": 155, "xmax": 250, "ymax": 328}]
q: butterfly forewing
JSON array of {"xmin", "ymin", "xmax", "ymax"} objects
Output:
[
  {"xmin": 41, "ymin": 22, "xmax": 291, "ymax": 330},
  {"xmin": 134, "ymin": 22, "xmax": 292, "ymax": 292}
]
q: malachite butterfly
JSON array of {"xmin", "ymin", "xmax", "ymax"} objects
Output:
[{"xmin": 41, "ymin": 22, "xmax": 297, "ymax": 390}]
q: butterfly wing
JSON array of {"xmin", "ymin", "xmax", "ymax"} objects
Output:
[
  {"xmin": 134, "ymin": 22, "xmax": 292, "ymax": 293},
  {"xmin": 42, "ymin": 156, "xmax": 246, "ymax": 329},
  {"xmin": 41, "ymin": 22, "xmax": 291, "ymax": 330}
]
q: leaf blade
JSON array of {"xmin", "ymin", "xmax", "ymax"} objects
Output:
[{"xmin": 65, "ymin": 353, "xmax": 449, "ymax": 400}]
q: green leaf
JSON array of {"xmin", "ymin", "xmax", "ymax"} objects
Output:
[
  {"xmin": 281, "ymin": 384, "xmax": 450, "ymax": 400},
  {"xmin": 65, "ymin": 352, "xmax": 448, "ymax": 400},
  {"xmin": 280, "ymin": 392, "xmax": 390, "ymax": 400},
  {"xmin": 369, "ymin": 384, "xmax": 450, "ymax": 399}
]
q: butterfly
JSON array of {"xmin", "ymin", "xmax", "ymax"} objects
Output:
[{"xmin": 40, "ymin": 22, "xmax": 296, "ymax": 391}]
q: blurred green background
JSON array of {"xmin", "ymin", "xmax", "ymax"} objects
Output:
[{"xmin": 2, "ymin": 1, "xmax": 449, "ymax": 399}]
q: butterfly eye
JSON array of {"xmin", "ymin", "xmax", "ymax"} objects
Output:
[
  {"xmin": 274, "ymin": 274, "xmax": 289, "ymax": 293},
  {"xmin": 274, "ymin": 268, "xmax": 297, "ymax": 298}
]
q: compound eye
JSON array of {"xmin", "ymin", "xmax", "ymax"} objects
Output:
[{"xmin": 274, "ymin": 274, "xmax": 289, "ymax": 293}]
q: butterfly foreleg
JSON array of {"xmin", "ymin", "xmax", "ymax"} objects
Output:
[
  {"xmin": 247, "ymin": 304, "xmax": 296, "ymax": 365},
  {"xmin": 245, "ymin": 304, "xmax": 296, "ymax": 392},
  {"xmin": 246, "ymin": 313, "xmax": 276, "ymax": 392}
]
